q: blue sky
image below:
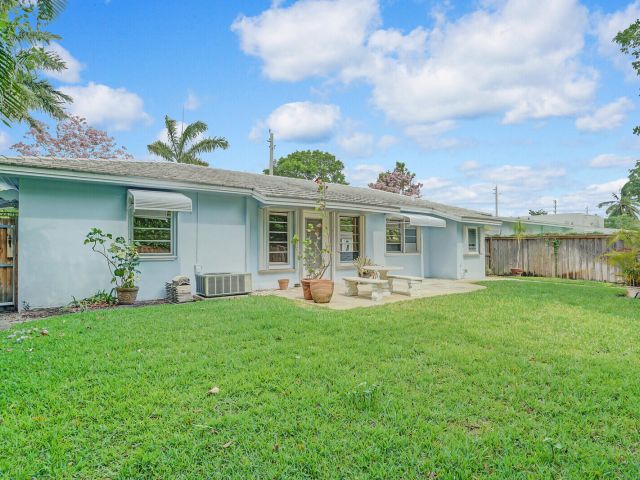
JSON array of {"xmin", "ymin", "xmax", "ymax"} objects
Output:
[{"xmin": 1, "ymin": 0, "xmax": 639, "ymax": 216}]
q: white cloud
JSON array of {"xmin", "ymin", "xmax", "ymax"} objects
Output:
[
  {"xmin": 592, "ymin": 1, "xmax": 640, "ymax": 79},
  {"xmin": 404, "ymin": 121, "xmax": 467, "ymax": 150},
  {"xmin": 184, "ymin": 90, "xmax": 201, "ymax": 111},
  {"xmin": 575, "ymin": 97, "xmax": 634, "ymax": 132},
  {"xmin": 345, "ymin": 163, "xmax": 384, "ymax": 185},
  {"xmin": 337, "ymin": 132, "xmax": 374, "ymax": 157},
  {"xmin": 60, "ymin": 82, "xmax": 151, "ymax": 131},
  {"xmin": 45, "ymin": 42, "xmax": 84, "ymax": 83},
  {"xmin": 377, "ymin": 134, "xmax": 397, "ymax": 149},
  {"xmin": 589, "ymin": 153, "xmax": 636, "ymax": 168},
  {"xmin": 232, "ymin": 0, "xmax": 380, "ymax": 81},
  {"xmin": 483, "ymin": 164, "xmax": 565, "ymax": 189},
  {"xmin": 0, "ymin": 131, "xmax": 10, "ymax": 151},
  {"xmin": 255, "ymin": 101, "xmax": 341, "ymax": 142},
  {"xmin": 460, "ymin": 160, "xmax": 480, "ymax": 172}
]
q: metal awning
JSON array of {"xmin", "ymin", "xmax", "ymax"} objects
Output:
[
  {"xmin": 401, "ymin": 213, "xmax": 446, "ymax": 228},
  {"xmin": 128, "ymin": 189, "xmax": 192, "ymax": 212}
]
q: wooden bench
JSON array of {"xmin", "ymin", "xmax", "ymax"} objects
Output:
[
  {"xmin": 387, "ymin": 274, "xmax": 423, "ymax": 297},
  {"xmin": 343, "ymin": 277, "xmax": 389, "ymax": 301}
]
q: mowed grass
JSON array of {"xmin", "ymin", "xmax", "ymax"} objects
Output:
[{"xmin": 1, "ymin": 280, "xmax": 639, "ymax": 479}]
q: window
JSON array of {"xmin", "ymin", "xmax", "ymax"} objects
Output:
[
  {"xmin": 465, "ymin": 226, "xmax": 479, "ymax": 254},
  {"xmin": 132, "ymin": 211, "xmax": 175, "ymax": 256},
  {"xmin": 339, "ymin": 216, "xmax": 361, "ymax": 263},
  {"xmin": 385, "ymin": 218, "xmax": 420, "ymax": 254},
  {"xmin": 267, "ymin": 211, "xmax": 292, "ymax": 266}
]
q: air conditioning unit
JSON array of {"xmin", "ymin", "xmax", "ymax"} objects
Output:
[{"xmin": 195, "ymin": 272, "xmax": 252, "ymax": 298}]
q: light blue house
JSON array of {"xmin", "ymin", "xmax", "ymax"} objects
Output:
[{"xmin": 0, "ymin": 156, "xmax": 503, "ymax": 309}]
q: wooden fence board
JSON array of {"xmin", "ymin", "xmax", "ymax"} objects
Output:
[{"xmin": 485, "ymin": 235, "xmax": 621, "ymax": 282}]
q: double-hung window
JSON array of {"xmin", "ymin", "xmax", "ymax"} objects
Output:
[
  {"xmin": 132, "ymin": 211, "xmax": 176, "ymax": 257},
  {"xmin": 386, "ymin": 218, "xmax": 419, "ymax": 254},
  {"xmin": 465, "ymin": 226, "xmax": 480, "ymax": 254},
  {"xmin": 339, "ymin": 215, "xmax": 361, "ymax": 263},
  {"xmin": 266, "ymin": 211, "xmax": 293, "ymax": 267}
]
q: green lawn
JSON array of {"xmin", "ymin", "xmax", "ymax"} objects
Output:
[{"xmin": 1, "ymin": 280, "xmax": 639, "ymax": 478}]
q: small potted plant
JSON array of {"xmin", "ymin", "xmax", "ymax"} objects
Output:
[
  {"xmin": 85, "ymin": 228, "xmax": 141, "ymax": 305},
  {"xmin": 604, "ymin": 229, "xmax": 640, "ymax": 298},
  {"xmin": 278, "ymin": 278, "xmax": 290, "ymax": 290},
  {"xmin": 291, "ymin": 179, "xmax": 333, "ymax": 303}
]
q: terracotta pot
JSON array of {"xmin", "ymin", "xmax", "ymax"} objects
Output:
[
  {"xmin": 301, "ymin": 279, "xmax": 313, "ymax": 300},
  {"xmin": 310, "ymin": 279, "xmax": 334, "ymax": 304},
  {"xmin": 278, "ymin": 279, "xmax": 290, "ymax": 290},
  {"xmin": 627, "ymin": 286, "xmax": 640, "ymax": 299},
  {"xmin": 510, "ymin": 268, "xmax": 524, "ymax": 276},
  {"xmin": 116, "ymin": 287, "xmax": 139, "ymax": 305}
]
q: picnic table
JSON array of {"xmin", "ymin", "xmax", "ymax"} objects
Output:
[{"xmin": 360, "ymin": 265, "xmax": 403, "ymax": 280}]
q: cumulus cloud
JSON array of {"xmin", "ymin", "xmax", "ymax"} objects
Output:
[
  {"xmin": 377, "ymin": 134, "xmax": 397, "ymax": 149},
  {"xmin": 575, "ymin": 97, "xmax": 634, "ymax": 132},
  {"xmin": 60, "ymin": 82, "xmax": 151, "ymax": 131},
  {"xmin": 337, "ymin": 132, "xmax": 374, "ymax": 157},
  {"xmin": 345, "ymin": 163, "xmax": 384, "ymax": 185},
  {"xmin": 253, "ymin": 101, "xmax": 341, "ymax": 142},
  {"xmin": 184, "ymin": 90, "xmax": 201, "ymax": 111},
  {"xmin": 0, "ymin": 131, "xmax": 10, "ymax": 151},
  {"xmin": 45, "ymin": 42, "xmax": 84, "ymax": 83},
  {"xmin": 232, "ymin": 0, "xmax": 380, "ymax": 81},
  {"xmin": 592, "ymin": 1, "xmax": 640, "ymax": 78},
  {"xmin": 459, "ymin": 160, "xmax": 480, "ymax": 172},
  {"xmin": 483, "ymin": 164, "xmax": 566, "ymax": 189},
  {"xmin": 589, "ymin": 153, "xmax": 636, "ymax": 168}
]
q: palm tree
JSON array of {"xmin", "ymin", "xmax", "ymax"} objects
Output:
[
  {"xmin": 147, "ymin": 116, "xmax": 229, "ymax": 167},
  {"xmin": 597, "ymin": 192, "xmax": 640, "ymax": 219},
  {"xmin": 1, "ymin": 0, "xmax": 72, "ymax": 126}
]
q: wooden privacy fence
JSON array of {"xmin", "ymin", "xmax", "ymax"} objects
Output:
[{"xmin": 485, "ymin": 235, "xmax": 622, "ymax": 282}]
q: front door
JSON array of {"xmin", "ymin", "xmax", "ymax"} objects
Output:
[{"xmin": 302, "ymin": 214, "xmax": 331, "ymax": 279}]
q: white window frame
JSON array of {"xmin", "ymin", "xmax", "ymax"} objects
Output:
[
  {"xmin": 129, "ymin": 209, "xmax": 177, "ymax": 260},
  {"xmin": 385, "ymin": 218, "xmax": 421, "ymax": 255},
  {"xmin": 337, "ymin": 214, "xmax": 364, "ymax": 265},
  {"xmin": 464, "ymin": 226, "xmax": 480, "ymax": 255},
  {"xmin": 263, "ymin": 209, "xmax": 294, "ymax": 270}
]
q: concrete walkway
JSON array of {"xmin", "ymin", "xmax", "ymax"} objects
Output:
[{"xmin": 259, "ymin": 278, "xmax": 485, "ymax": 310}]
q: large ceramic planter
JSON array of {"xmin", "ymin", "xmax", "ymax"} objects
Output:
[
  {"xmin": 627, "ymin": 286, "xmax": 640, "ymax": 299},
  {"xmin": 510, "ymin": 268, "xmax": 524, "ymax": 276},
  {"xmin": 301, "ymin": 279, "xmax": 313, "ymax": 300},
  {"xmin": 310, "ymin": 279, "xmax": 334, "ymax": 304},
  {"xmin": 116, "ymin": 287, "xmax": 139, "ymax": 305}
]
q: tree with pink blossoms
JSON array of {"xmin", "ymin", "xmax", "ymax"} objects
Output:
[
  {"xmin": 368, "ymin": 161, "xmax": 423, "ymax": 197},
  {"xmin": 11, "ymin": 116, "xmax": 133, "ymax": 159}
]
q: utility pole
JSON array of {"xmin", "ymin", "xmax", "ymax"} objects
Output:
[
  {"xmin": 268, "ymin": 130, "xmax": 275, "ymax": 175},
  {"xmin": 585, "ymin": 205, "xmax": 589, "ymax": 215},
  {"xmin": 553, "ymin": 199, "xmax": 557, "ymax": 215},
  {"xmin": 493, "ymin": 185, "xmax": 499, "ymax": 217}
]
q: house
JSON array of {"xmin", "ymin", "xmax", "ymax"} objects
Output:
[
  {"xmin": 490, "ymin": 213, "xmax": 617, "ymax": 236},
  {"xmin": 0, "ymin": 156, "xmax": 504, "ymax": 309}
]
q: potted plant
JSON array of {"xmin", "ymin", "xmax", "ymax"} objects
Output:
[
  {"xmin": 291, "ymin": 179, "xmax": 333, "ymax": 303},
  {"xmin": 85, "ymin": 228, "xmax": 141, "ymax": 305},
  {"xmin": 510, "ymin": 220, "xmax": 526, "ymax": 275},
  {"xmin": 353, "ymin": 256, "xmax": 374, "ymax": 278},
  {"xmin": 604, "ymin": 229, "xmax": 640, "ymax": 298},
  {"xmin": 278, "ymin": 278, "xmax": 289, "ymax": 290}
]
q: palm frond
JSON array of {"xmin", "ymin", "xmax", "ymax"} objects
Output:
[
  {"xmin": 185, "ymin": 137, "xmax": 229, "ymax": 157},
  {"xmin": 147, "ymin": 141, "xmax": 176, "ymax": 162}
]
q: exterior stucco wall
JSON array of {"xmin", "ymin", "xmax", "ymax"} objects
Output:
[
  {"xmin": 427, "ymin": 220, "xmax": 459, "ymax": 279},
  {"xmin": 461, "ymin": 224, "xmax": 486, "ymax": 280}
]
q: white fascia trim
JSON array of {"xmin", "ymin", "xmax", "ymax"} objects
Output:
[
  {"xmin": 260, "ymin": 197, "xmax": 399, "ymax": 214},
  {"xmin": 462, "ymin": 218, "xmax": 502, "ymax": 226}
]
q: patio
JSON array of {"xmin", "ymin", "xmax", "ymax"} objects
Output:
[{"xmin": 263, "ymin": 278, "xmax": 486, "ymax": 310}]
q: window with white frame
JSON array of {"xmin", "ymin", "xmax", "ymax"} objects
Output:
[
  {"xmin": 385, "ymin": 218, "xmax": 420, "ymax": 254},
  {"xmin": 132, "ymin": 211, "xmax": 176, "ymax": 257},
  {"xmin": 465, "ymin": 226, "xmax": 479, "ymax": 254},
  {"xmin": 339, "ymin": 215, "xmax": 361, "ymax": 263},
  {"xmin": 266, "ymin": 211, "xmax": 292, "ymax": 267}
]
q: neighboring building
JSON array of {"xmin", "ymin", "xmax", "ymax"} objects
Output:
[
  {"xmin": 490, "ymin": 213, "xmax": 618, "ymax": 236},
  {"xmin": 0, "ymin": 157, "xmax": 502, "ymax": 309}
]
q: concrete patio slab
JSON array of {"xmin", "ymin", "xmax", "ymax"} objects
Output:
[{"xmin": 255, "ymin": 278, "xmax": 486, "ymax": 310}]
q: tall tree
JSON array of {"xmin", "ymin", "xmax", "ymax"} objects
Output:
[
  {"xmin": 11, "ymin": 115, "xmax": 132, "ymax": 159},
  {"xmin": 368, "ymin": 161, "xmax": 423, "ymax": 197},
  {"xmin": 597, "ymin": 192, "xmax": 640, "ymax": 219},
  {"xmin": 0, "ymin": 0, "xmax": 72, "ymax": 126},
  {"xmin": 147, "ymin": 115, "xmax": 229, "ymax": 167},
  {"xmin": 621, "ymin": 160, "xmax": 640, "ymax": 200},
  {"xmin": 264, "ymin": 150, "xmax": 348, "ymax": 184},
  {"xmin": 615, "ymin": 20, "xmax": 640, "ymax": 136}
]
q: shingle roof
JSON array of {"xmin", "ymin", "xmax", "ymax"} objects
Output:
[{"xmin": 0, "ymin": 156, "xmax": 497, "ymax": 221}]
